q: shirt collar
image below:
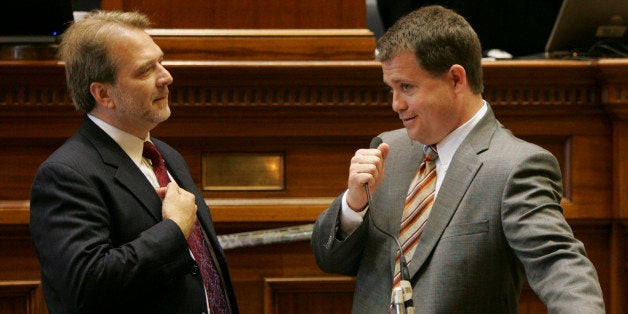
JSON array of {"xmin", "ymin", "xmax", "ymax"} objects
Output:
[
  {"xmin": 87, "ymin": 114, "xmax": 150, "ymax": 166},
  {"xmin": 433, "ymin": 101, "xmax": 487, "ymax": 166}
]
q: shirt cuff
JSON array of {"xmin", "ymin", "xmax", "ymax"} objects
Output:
[{"xmin": 339, "ymin": 190, "xmax": 368, "ymax": 237}]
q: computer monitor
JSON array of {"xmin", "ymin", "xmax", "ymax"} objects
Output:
[
  {"xmin": 545, "ymin": 0, "xmax": 628, "ymax": 58},
  {"xmin": 0, "ymin": 0, "xmax": 74, "ymax": 44}
]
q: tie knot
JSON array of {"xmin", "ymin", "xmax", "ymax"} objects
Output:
[
  {"xmin": 423, "ymin": 145, "xmax": 438, "ymax": 162},
  {"xmin": 143, "ymin": 141, "xmax": 170, "ymax": 187},
  {"xmin": 142, "ymin": 141, "xmax": 163, "ymax": 166}
]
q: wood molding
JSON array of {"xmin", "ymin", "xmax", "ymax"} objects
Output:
[
  {"xmin": 0, "ymin": 199, "xmax": 330, "ymax": 225},
  {"xmin": 149, "ymin": 29, "xmax": 376, "ymax": 61},
  {"xmin": 598, "ymin": 59, "xmax": 628, "ymax": 120},
  {"xmin": 0, "ymin": 59, "xmax": 617, "ymax": 109},
  {"xmin": 264, "ymin": 276, "xmax": 355, "ymax": 314},
  {"xmin": 0, "ymin": 280, "xmax": 46, "ymax": 314},
  {"xmin": 207, "ymin": 198, "xmax": 333, "ymax": 222},
  {"xmin": 1, "ymin": 200, "xmax": 617, "ymax": 227}
]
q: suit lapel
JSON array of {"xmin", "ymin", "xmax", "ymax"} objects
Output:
[
  {"xmin": 386, "ymin": 140, "xmax": 422, "ymax": 271},
  {"xmin": 81, "ymin": 118, "xmax": 163, "ymax": 222},
  {"xmin": 406, "ymin": 143, "xmax": 482, "ymax": 277},
  {"xmin": 114, "ymin": 162, "xmax": 164, "ymax": 222},
  {"xmin": 406, "ymin": 106, "xmax": 498, "ymax": 279}
]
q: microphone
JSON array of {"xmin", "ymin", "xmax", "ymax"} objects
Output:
[
  {"xmin": 364, "ymin": 136, "xmax": 414, "ymax": 314},
  {"xmin": 369, "ymin": 136, "xmax": 384, "ymax": 152}
]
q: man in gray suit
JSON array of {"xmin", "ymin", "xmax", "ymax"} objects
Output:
[{"xmin": 311, "ymin": 5, "xmax": 605, "ymax": 313}]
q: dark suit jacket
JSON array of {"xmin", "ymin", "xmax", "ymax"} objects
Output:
[
  {"xmin": 30, "ymin": 117, "xmax": 238, "ymax": 314},
  {"xmin": 312, "ymin": 105, "xmax": 604, "ymax": 313}
]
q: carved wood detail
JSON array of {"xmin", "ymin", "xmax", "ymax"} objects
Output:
[{"xmin": 0, "ymin": 59, "xmax": 626, "ymax": 313}]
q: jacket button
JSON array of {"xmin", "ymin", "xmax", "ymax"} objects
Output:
[{"xmin": 190, "ymin": 264, "xmax": 200, "ymax": 276}]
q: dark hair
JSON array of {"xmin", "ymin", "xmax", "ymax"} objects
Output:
[
  {"xmin": 58, "ymin": 11, "xmax": 151, "ymax": 112},
  {"xmin": 376, "ymin": 5, "xmax": 484, "ymax": 94}
]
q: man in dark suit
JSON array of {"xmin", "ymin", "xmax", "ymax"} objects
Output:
[
  {"xmin": 29, "ymin": 11, "xmax": 238, "ymax": 313},
  {"xmin": 311, "ymin": 5, "xmax": 604, "ymax": 313}
]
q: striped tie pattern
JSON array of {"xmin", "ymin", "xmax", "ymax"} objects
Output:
[{"xmin": 392, "ymin": 145, "xmax": 438, "ymax": 289}]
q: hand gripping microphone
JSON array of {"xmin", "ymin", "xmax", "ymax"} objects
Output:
[{"xmin": 364, "ymin": 137, "xmax": 414, "ymax": 314}]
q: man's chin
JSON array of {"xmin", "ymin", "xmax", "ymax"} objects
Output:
[
  {"xmin": 160, "ymin": 102, "xmax": 171, "ymax": 115},
  {"xmin": 150, "ymin": 105, "xmax": 171, "ymax": 123},
  {"xmin": 161, "ymin": 107, "xmax": 171, "ymax": 121},
  {"xmin": 405, "ymin": 128, "xmax": 426, "ymax": 144}
]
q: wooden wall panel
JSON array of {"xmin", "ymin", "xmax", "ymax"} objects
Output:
[
  {"xmin": 101, "ymin": 0, "xmax": 367, "ymax": 29},
  {"xmin": 0, "ymin": 280, "xmax": 46, "ymax": 314},
  {"xmin": 264, "ymin": 277, "xmax": 354, "ymax": 314},
  {"xmin": 0, "ymin": 59, "xmax": 626, "ymax": 313}
]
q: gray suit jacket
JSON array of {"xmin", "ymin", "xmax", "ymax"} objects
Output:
[{"xmin": 311, "ymin": 105, "xmax": 604, "ymax": 313}]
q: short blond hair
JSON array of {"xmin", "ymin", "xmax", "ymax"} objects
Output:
[{"xmin": 59, "ymin": 11, "xmax": 152, "ymax": 112}]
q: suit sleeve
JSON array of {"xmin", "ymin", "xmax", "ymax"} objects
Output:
[
  {"xmin": 29, "ymin": 161, "xmax": 194, "ymax": 311},
  {"xmin": 501, "ymin": 150, "xmax": 605, "ymax": 313},
  {"xmin": 311, "ymin": 195, "xmax": 370, "ymax": 276}
]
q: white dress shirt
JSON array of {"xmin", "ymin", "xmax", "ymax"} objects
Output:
[
  {"xmin": 339, "ymin": 102, "xmax": 489, "ymax": 235},
  {"xmin": 87, "ymin": 114, "xmax": 163, "ymax": 186}
]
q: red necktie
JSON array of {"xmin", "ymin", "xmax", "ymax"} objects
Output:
[{"xmin": 143, "ymin": 141, "xmax": 228, "ymax": 313}]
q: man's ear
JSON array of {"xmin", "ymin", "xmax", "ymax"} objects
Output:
[
  {"xmin": 449, "ymin": 64, "xmax": 467, "ymax": 92},
  {"xmin": 90, "ymin": 82, "xmax": 114, "ymax": 108}
]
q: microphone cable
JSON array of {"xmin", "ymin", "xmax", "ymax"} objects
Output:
[
  {"xmin": 363, "ymin": 183, "xmax": 409, "ymax": 281},
  {"xmin": 365, "ymin": 136, "xmax": 414, "ymax": 313}
]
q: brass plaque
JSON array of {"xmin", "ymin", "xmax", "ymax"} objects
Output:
[{"xmin": 202, "ymin": 153, "xmax": 284, "ymax": 191}]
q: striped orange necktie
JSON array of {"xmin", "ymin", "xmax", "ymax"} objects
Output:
[{"xmin": 392, "ymin": 145, "xmax": 438, "ymax": 289}]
